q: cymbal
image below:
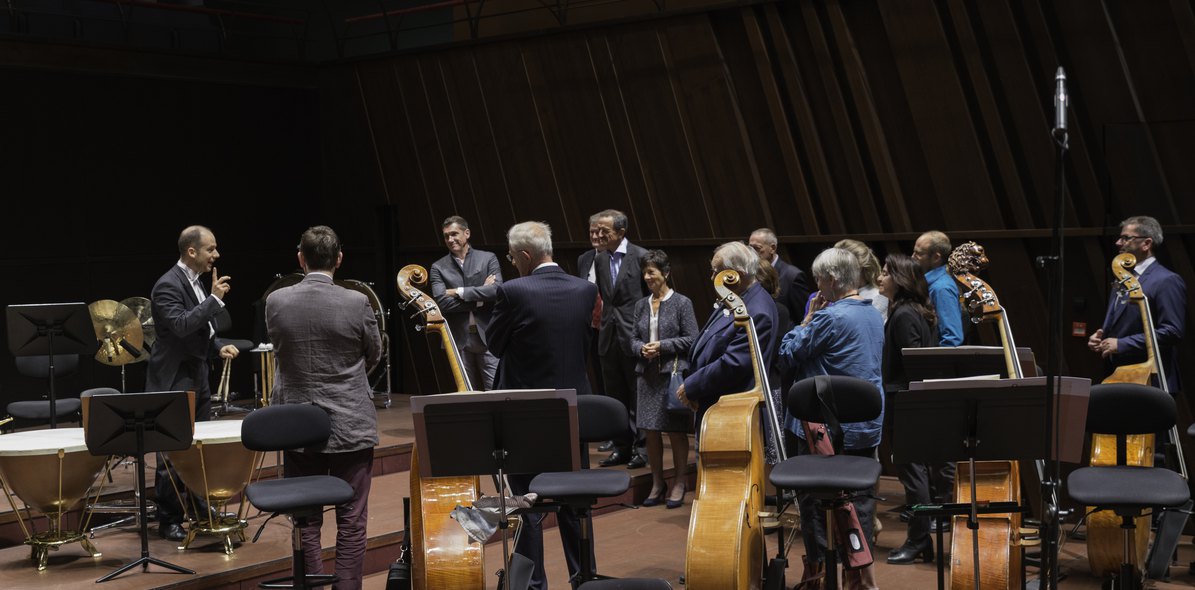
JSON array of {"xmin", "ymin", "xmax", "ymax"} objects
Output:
[
  {"xmin": 89, "ymin": 300, "xmax": 145, "ymax": 367},
  {"xmin": 119, "ymin": 296, "xmax": 156, "ymax": 358}
]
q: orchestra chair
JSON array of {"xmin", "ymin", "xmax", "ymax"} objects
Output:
[
  {"xmin": 4, "ymin": 354, "xmax": 82, "ymax": 431},
  {"xmin": 768, "ymin": 376, "xmax": 883, "ymax": 590},
  {"xmin": 1067, "ymin": 383, "xmax": 1189, "ymax": 590},
  {"xmin": 529, "ymin": 395, "xmax": 647, "ymax": 586},
  {"xmin": 241, "ymin": 404, "xmax": 355, "ymax": 590}
]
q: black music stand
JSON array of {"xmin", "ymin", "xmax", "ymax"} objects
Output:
[
  {"xmin": 83, "ymin": 390, "xmax": 196, "ymax": 583},
  {"xmin": 6, "ymin": 303, "xmax": 98, "ymax": 428},
  {"xmin": 410, "ymin": 389, "xmax": 579, "ymax": 590},
  {"xmin": 893, "ymin": 377, "xmax": 1088, "ymax": 590}
]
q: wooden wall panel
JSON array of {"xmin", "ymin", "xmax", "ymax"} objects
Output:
[{"xmin": 319, "ymin": 0, "xmax": 1195, "ymax": 436}]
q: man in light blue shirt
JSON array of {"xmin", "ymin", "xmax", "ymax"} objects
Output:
[{"xmin": 913, "ymin": 230, "xmax": 963, "ymax": 347}]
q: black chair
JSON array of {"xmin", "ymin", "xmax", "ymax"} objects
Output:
[
  {"xmin": 1068, "ymin": 383, "xmax": 1189, "ymax": 589},
  {"xmin": 528, "ymin": 395, "xmax": 638, "ymax": 586},
  {"xmin": 241, "ymin": 404, "xmax": 355, "ymax": 589},
  {"xmin": 4, "ymin": 354, "xmax": 82, "ymax": 430},
  {"xmin": 768, "ymin": 375, "xmax": 883, "ymax": 589}
]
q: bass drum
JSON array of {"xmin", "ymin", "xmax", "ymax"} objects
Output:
[{"xmin": 261, "ymin": 273, "xmax": 389, "ymax": 390}]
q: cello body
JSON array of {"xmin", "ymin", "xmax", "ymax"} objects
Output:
[
  {"xmin": 684, "ymin": 270, "xmax": 778, "ymax": 590},
  {"xmin": 948, "ymin": 242, "xmax": 1030, "ymax": 590},
  {"xmin": 396, "ymin": 265, "xmax": 486, "ymax": 590}
]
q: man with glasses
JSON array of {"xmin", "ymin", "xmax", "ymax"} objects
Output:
[
  {"xmin": 911, "ymin": 230, "xmax": 964, "ymax": 347},
  {"xmin": 1088, "ymin": 215, "xmax": 1186, "ymax": 394}
]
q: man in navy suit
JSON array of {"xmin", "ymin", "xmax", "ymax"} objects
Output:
[
  {"xmin": 488, "ymin": 221, "xmax": 598, "ymax": 590},
  {"xmin": 147, "ymin": 225, "xmax": 240, "ymax": 541},
  {"xmin": 678, "ymin": 241, "xmax": 779, "ymax": 436},
  {"xmin": 1088, "ymin": 215, "xmax": 1187, "ymax": 394},
  {"xmin": 592, "ymin": 209, "xmax": 649, "ymax": 467},
  {"xmin": 749, "ymin": 227, "xmax": 813, "ymax": 319},
  {"xmin": 429, "ymin": 215, "xmax": 502, "ymax": 389}
]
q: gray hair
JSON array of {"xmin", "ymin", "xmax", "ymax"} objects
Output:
[
  {"xmin": 591, "ymin": 209, "xmax": 628, "ymax": 232},
  {"xmin": 812, "ymin": 247, "xmax": 863, "ymax": 293},
  {"xmin": 1121, "ymin": 215, "xmax": 1164, "ymax": 246},
  {"xmin": 714, "ymin": 241, "xmax": 760, "ymax": 279},
  {"xmin": 750, "ymin": 228, "xmax": 778, "ymax": 247},
  {"xmin": 507, "ymin": 221, "xmax": 553, "ymax": 257}
]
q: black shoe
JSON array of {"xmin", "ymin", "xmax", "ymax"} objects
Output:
[
  {"xmin": 627, "ymin": 454, "xmax": 647, "ymax": 469},
  {"xmin": 599, "ymin": 450, "xmax": 630, "ymax": 467},
  {"xmin": 887, "ymin": 538, "xmax": 933, "ymax": 565},
  {"xmin": 158, "ymin": 523, "xmax": 186, "ymax": 542},
  {"xmin": 597, "ymin": 440, "xmax": 615, "ymax": 452}
]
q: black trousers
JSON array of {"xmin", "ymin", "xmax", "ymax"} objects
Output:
[
  {"xmin": 155, "ymin": 393, "xmax": 211, "ymax": 525},
  {"xmin": 507, "ymin": 473, "xmax": 588, "ymax": 590},
  {"xmin": 898, "ymin": 461, "xmax": 955, "ymax": 543},
  {"xmin": 599, "ymin": 350, "xmax": 643, "ymax": 453}
]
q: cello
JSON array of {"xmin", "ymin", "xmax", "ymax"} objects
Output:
[
  {"xmin": 684, "ymin": 270, "xmax": 786, "ymax": 590},
  {"xmin": 947, "ymin": 242, "xmax": 1037, "ymax": 590},
  {"xmin": 396, "ymin": 265, "xmax": 485, "ymax": 590},
  {"xmin": 1086, "ymin": 253, "xmax": 1189, "ymax": 578}
]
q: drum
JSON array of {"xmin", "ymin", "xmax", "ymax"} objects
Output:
[
  {"xmin": 0, "ymin": 428, "xmax": 105, "ymax": 570},
  {"xmin": 166, "ymin": 419, "xmax": 258, "ymax": 554}
]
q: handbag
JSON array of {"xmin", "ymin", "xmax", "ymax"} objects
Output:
[{"xmin": 665, "ymin": 357, "xmax": 690, "ymax": 414}]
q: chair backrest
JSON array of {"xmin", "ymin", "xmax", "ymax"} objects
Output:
[
  {"xmin": 786, "ymin": 375, "xmax": 882, "ymax": 424},
  {"xmin": 1086, "ymin": 383, "xmax": 1174, "ymax": 435},
  {"xmin": 241, "ymin": 404, "xmax": 332, "ymax": 452},
  {"xmin": 578, "ymin": 394, "xmax": 629, "ymax": 444},
  {"xmin": 15, "ymin": 354, "xmax": 79, "ymax": 379},
  {"xmin": 80, "ymin": 387, "xmax": 120, "ymax": 398}
]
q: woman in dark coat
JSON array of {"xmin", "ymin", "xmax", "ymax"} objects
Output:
[
  {"xmin": 630, "ymin": 250, "xmax": 699, "ymax": 508},
  {"xmin": 877, "ymin": 254, "xmax": 943, "ymax": 564}
]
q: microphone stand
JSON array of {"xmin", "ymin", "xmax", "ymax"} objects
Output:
[{"xmin": 1035, "ymin": 66, "xmax": 1069, "ymax": 590}]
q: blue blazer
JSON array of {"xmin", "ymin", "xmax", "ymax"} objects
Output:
[
  {"xmin": 1101, "ymin": 260, "xmax": 1186, "ymax": 392},
  {"xmin": 683, "ymin": 282, "xmax": 779, "ymax": 428},
  {"xmin": 488, "ymin": 265, "xmax": 598, "ymax": 396}
]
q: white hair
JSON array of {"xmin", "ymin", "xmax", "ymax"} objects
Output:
[
  {"xmin": 811, "ymin": 247, "xmax": 863, "ymax": 293},
  {"xmin": 507, "ymin": 221, "xmax": 553, "ymax": 257}
]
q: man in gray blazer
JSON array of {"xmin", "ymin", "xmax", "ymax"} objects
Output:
[
  {"xmin": 266, "ymin": 225, "xmax": 383, "ymax": 590},
  {"xmin": 429, "ymin": 216, "xmax": 502, "ymax": 390}
]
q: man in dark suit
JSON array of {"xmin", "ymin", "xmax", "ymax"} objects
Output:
[
  {"xmin": 147, "ymin": 225, "xmax": 240, "ymax": 541},
  {"xmin": 429, "ymin": 215, "xmax": 503, "ymax": 390},
  {"xmin": 577, "ymin": 215, "xmax": 607, "ymax": 433},
  {"xmin": 487, "ymin": 220, "xmax": 598, "ymax": 590},
  {"xmin": 1088, "ymin": 215, "xmax": 1187, "ymax": 394},
  {"xmin": 678, "ymin": 241, "xmax": 779, "ymax": 434},
  {"xmin": 592, "ymin": 209, "xmax": 648, "ymax": 468},
  {"xmin": 749, "ymin": 227, "xmax": 813, "ymax": 318},
  {"xmin": 266, "ymin": 225, "xmax": 383, "ymax": 590}
]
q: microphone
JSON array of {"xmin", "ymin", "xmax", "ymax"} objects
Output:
[{"xmin": 1054, "ymin": 66, "xmax": 1067, "ymax": 133}]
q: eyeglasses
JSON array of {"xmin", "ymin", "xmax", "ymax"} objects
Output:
[
  {"xmin": 505, "ymin": 253, "xmax": 515, "ymax": 263},
  {"xmin": 1116, "ymin": 235, "xmax": 1147, "ymax": 242}
]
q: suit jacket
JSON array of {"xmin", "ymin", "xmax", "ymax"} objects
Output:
[
  {"xmin": 146, "ymin": 263, "xmax": 226, "ymax": 396},
  {"xmin": 577, "ymin": 249, "xmax": 599, "ymax": 281},
  {"xmin": 1101, "ymin": 259, "xmax": 1187, "ymax": 392},
  {"xmin": 266, "ymin": 273, "xmax": 383, "ymax": 453},
  {"xmin": 684, "ymin": 282, "xmax": 779, "ymax": 428},
  {"xmin": 629, "ymin": 291, "xmax": 699, "ymax": 376},
  {"xmin": 595, "ymin": 241, "xmax": 649, "ymax": 357},
  {"xmin": 773, "ymin": 257, "xmax": 813, "ymax": 320},
  {"xmin": 429, "ymin": 248, "xmax": 503, "ymax": 347},
  {"xmin": 488, "ymin": 265, "xmax": 597, "ymax": 397}
]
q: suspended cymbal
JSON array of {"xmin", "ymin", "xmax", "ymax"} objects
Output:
[
  {"xmin": 119, "ymin": 296, "xmax": 156, "ymax": 358},
  {"xmin": 88, "ymin": 300, "xmax": 145, "ymax": 367}
]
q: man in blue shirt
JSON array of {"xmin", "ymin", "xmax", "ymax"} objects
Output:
[{"xmin": 912, "ymin": 230, "xmax": 964, "ymax": 347}]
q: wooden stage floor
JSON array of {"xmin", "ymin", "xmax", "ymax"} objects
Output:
[{"xmin": 1, "ymin": 396, "xmax": 1192, "ymax": 589}]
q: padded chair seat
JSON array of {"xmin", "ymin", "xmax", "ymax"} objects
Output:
[
  {"xmin": 770, "ymin": 455, "xmax": 881, "ymax": 493},
  {"xmin": 245, "ymin": 475, "xmax": 354, "ymax": 513},
  {"xmin": 1188, "ymin": 423, "xmax": 1195, "ymax": 438},
  {"xmin": 7, "ymin": 399, "xmax": 82, "ymax": 420},
  {"xmin": 1067, "ymin": 465, "xmax": 1189, "ymax": 509},
  {"xmin": 224, "ymin": 339, "xmax": 257, "ymax": 353},
  {"xmin": 530, "ymin": 470, "xmax": 631, "ymax": 499},
  {"xmin": 579, "ymin": 579, "xmax": 673, "ymax": 589}
]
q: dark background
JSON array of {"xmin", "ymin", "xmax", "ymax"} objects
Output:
[{"xmin": 2, "ymin": 1, "xmax": 1193, "ymax": 465}]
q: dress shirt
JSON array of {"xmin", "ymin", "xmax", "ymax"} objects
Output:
[{"xmin": 609, "ymin": 238, "xmax": 628, "ymax": 284}]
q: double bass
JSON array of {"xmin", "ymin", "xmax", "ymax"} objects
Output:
[
  {"xmin": 684, "ymin": 270, "xmax": 786, "ymax": 590},
  {"xmin": 947, "ymin": 242, "xmax": 1037, "ymax": 590},
  {"xmin": 396, "ymin": 265, "xmax": 485, "ymax": 590},
  {"xmin": 1086, "ymin": 253, "xmax": 1189, "ymax": 577}
]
